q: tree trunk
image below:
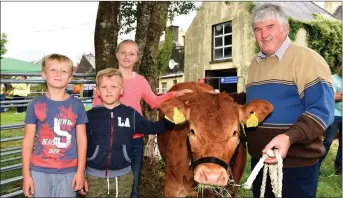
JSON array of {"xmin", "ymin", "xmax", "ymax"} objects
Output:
[
  {"xmin": 135, "ymin": 1, "xmax": 170, "ymax": 165},
  {"xmin": 138, "ymin": 1, "xmax": 170, "ymax": 83},
  {"xmin": 94, "ymin": 1, "xmax": 121, "ymax": 74},
  {"xmin": 134, "ymin": 1, "xmax": 153, "ymax": 72}
]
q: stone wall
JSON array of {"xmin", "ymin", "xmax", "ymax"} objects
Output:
[{"xmin": 184, "ymin": 2, "xmax": 255, "ymax": 92}]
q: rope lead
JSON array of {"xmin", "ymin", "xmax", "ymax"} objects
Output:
[{"xmin": 242, "ymin": 149, "xmax": 283, "ymax": 197}]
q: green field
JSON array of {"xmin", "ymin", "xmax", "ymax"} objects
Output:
[{"xmin": 0, "ymin": 110, "xmax": 341, "ymax": 197}]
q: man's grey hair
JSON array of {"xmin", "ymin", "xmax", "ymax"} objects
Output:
[{"xmin": 252, "ymin": 3, "xmax": 289, "ymax": 29}]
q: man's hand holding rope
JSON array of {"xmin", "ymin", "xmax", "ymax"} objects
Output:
[{"xmin": 263, "ymin": 134, "xmax": 291, "ymax": 164}]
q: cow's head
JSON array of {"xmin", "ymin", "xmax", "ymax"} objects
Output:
[{"xmin": 160, "ymin": 92, "xmax": 273, "ymax": 186}]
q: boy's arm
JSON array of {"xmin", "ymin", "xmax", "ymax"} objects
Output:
[
  {"xmin": 22, "ymin": 124, "xmax": 36, "ymax": 197},
  {"xmin": 22, "ymin": 124, "xmax": 36, "ymax": 178},
  {"xmin": 134, "ymin": 110, "xmax": 175, "ymax": 134},
  {"xmin": 22, "ymin": 100, "xmax": 38, "ymax": 178},
  {"xmin": 72, "ymin": 123, "xmax": 87, "ymax": 191},
  {"xmin": 72, "ymin": 100, "xmax": 88, "ymax": 191},
  {"xmin": 76, "ymin": 124, "xmax": 87, "ymax": 174}
]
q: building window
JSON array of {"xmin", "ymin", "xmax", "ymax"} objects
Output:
[
  {"xmin": 173, "ymin": 79, "xmax": 177, "ymax": 85},
  {"xmin": 162, "ymin": 82, "xmax": 167, "ymax": 93},
  {"xmin": 213, "ymin": 21, "xmax": 232, "ymax": 61}
]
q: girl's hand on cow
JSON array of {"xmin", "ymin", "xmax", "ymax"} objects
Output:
[
  {"xmin": 173, "ymin": 89, "xmax": 194, "ymax": 97},
  {"xmin": 262, "ymin": 134, "xmax": 290, "ymax": 164}
]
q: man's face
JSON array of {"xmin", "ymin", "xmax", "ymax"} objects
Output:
[{"xmin": 253, "ymin": 19, "xmax": 289, "ymax": 57}]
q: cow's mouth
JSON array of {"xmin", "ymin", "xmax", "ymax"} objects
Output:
[
  {"xmin": 193, "ymin": 164, "xmax": 229, "ymax": 186},
  {"xmin": 195, "ymin": 183, "xmax": 232, "ymax": 197}
]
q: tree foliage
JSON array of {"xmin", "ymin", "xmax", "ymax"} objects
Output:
[
  {"xmin": 167, "ymin": 2, "xmax": 198, "ymax": 22},
  {"xmin": 288, "ymin": 14, "xmax": 342, "ymax": 72},
  {"xmin": 118, "ymin": 1, "xmax": 138, "ymax": 35},
  {"xmin": 94, "ymin": 1, "xmax": 198, "ymax": 73},
  {"xmin": 119, "ymin": 1, "xmax": 197, "ymax": 34},
  {"xmin": 247, "ymin": 2, "xmax": 256, "ymax": 13},
  {"xmin": 1, "ymin": 33, "xmax": 8, "ymax": 58}
]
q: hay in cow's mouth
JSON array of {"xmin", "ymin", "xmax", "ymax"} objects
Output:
[{"xmin": 195, "ymin": 184, "xmax": 232, "ymax": 197}]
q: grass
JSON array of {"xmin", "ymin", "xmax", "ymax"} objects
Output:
[
  {"xmin": 1, "ymin": 110, "xmax": 342, "ymax": 197},
  {"xmin": 195, "ymin": 183, "xmax": 232, "ymax": 197},
  {"xmin": 0, "ymin": 110, "xmax": 25, "ymax": 196},
  {"xmin": 0, "ymin": 111, "xmax": 26, "ymax": 125},
  {"xmin": 237, "ymin": 157, "xmax": 253, "ymax": 197},
  {"xmin": 317, "ymin": 143, "xmax": 342, "ymax": 197}
]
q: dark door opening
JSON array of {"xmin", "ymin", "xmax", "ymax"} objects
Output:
[{"xmin": 204, "ymin": 69, "xmax": 237, "ymax": 93}]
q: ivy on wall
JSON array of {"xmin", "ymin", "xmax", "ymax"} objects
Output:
[
  {"xmin": 156, "ymin": 28, "xmax": 174, "ymax": 73},
  {"xmin": 248, "ymin": 2, "xmax": 256, "ymax": 13},
  {"xmin": 248, "ymin": 2, "xmax": 342, "ymax": 72},
  {"xmin": 289, "ymin": 14, "xmax": 342, "ymax": 72},
  {"xmin": 288, "ymin": 17, "xmax": 304, "ymax": 41}
]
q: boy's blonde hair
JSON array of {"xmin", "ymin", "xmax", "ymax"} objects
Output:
[
  {"xmin": 96, "ymin": 68, "xmax": 123, "ymax": 87},
  {"xmin": 42, "ymin": 54, "xmax": 74, "ymax": 72}
]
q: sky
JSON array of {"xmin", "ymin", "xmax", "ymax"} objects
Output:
[
  {"xmin": 0, "ymin": 2, "xmax": 199, "ymax": 64},
  {"xmin": 1, "ymin": 1, "xmax": 325, "ymax": 64}
]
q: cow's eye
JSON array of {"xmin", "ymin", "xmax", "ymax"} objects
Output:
[
  {"xmin": 189, "ymin": 129, "xmax": 195, "ymax": 135},
  {"xmin": 233, "ymin": 130, "xmax": 238, "ymax": 137}
]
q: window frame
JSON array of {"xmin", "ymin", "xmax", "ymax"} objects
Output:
[
  {"xmin": 212, "ymin": 21, "xmax": 233, "ymax": 61},
  {"xmin": 161, "ymin": 82, "xmax": 168, "ymax": 93}
]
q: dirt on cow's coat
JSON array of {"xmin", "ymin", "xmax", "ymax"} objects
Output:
[{"xmin": 138, "ymin": 156, "xmax": 165, "ymax": 198}]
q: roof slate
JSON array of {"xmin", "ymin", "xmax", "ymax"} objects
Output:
[
  {"xmin": 84, "ymin": 54, "xmax": 95, "ymax": 69},
  {"xmin": 333, "ymin": 5, "xmax": 342, "ymax": 20}
]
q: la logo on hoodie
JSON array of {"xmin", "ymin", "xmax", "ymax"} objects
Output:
[{"xmin": 118, "ymin": 117, "xmax": 130, "ymax": 127}]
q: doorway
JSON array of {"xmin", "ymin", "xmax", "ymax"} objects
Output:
[{"xmin": 204, "ymin": 68, "xmax": 237, "ymax": 93}]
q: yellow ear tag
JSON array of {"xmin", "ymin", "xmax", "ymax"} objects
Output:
[
  {"xmin": 165, "ymin": 107, "xmax": 186, "ymax": 124},
  {"xmin": 246, "ymin": 112, "xmax": 258, "ymax": 128},
  {"xmin": 173, "ymin": 107, "xmax": 186, "ymax": 124}
]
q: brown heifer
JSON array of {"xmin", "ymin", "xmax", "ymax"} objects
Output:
[{"xmin": 158, "ymin": 82, "xmax": 273, "ymax": 197}]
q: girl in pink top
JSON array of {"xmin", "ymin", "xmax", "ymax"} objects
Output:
[{"xmin": 92, "ymin": 40, "xmax": 192, "ymax": 198}]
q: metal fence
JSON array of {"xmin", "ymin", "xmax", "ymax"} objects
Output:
[{"xmin": 0, "ymin": 72, "xmax": 95, "ymax": 197}]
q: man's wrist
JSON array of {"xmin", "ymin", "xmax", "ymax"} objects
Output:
[{"xmin": 284, "ymin": 127, "xmax": 301, "ymax": 145}]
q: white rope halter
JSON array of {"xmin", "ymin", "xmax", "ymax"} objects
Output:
[{"xmin": 242, "ymin": 149, "xmax": 283, "ymax": 197}]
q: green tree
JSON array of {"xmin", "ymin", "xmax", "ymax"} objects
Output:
[
  {"xmin": 156, "ymin": 28, "xmax": 174, "ymax": 73},
  {"xmin": 94, "ymin": 1, "xmax": 198, "ymax": 97},
  {"xmin": 1, "ymin": 33, "xmax": 8, "ymax": 58},
  {"xmin": 288, "ymin": 15, "xmax": 342, "ymax": 72},
  {"xmin": 94, "ymin": 1, "xmax": 198, "ymax": 165},
  {"xmin": 94, "ymin": 1, "xmax": 197, "ymax": 73}
]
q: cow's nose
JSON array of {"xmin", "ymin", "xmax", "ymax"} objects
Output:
[{"xmin": 194, "ymin": 165, "xmax": 228, "ymax": 186}]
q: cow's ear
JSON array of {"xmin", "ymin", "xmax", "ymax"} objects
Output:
[
  {"xmin": 238, "ymin": 100, "xmax": 273, "ymax": 124},
  {"xmin": 159, "ymin": 93, "xmax": 197, "ymax": 122}
]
